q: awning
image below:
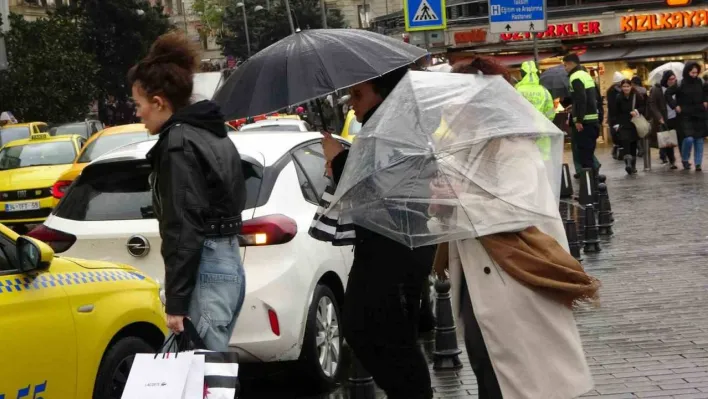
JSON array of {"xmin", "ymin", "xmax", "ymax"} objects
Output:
[
  {"xmin": 491, "ymin": 52, "xmax": 555, "ymax": 66},
  {"xmin": 578, "ymin": 47, "xmax": 634, "ymax": 63},
  {"xmin": 622, "ymin": 42, "xmax": 708, "ymax": 60}
]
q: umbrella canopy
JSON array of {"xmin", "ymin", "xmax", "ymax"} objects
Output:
[
  {"xmin": 648, "ymin": 62, "xmax": 684, "ymax": 86},
  {"xmin": 539, "ymin": 65, "xmax": 570, "ymax": 99},
  {"xmin": 213, "ymin": 29, "xmax": 428, "ymax": 120},
  {"xmin": 324, "ymin": 71, "xmax": 565, "ymax": 248}
]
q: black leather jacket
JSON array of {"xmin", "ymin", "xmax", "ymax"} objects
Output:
[{"xmin": 147, "ymin": 100, "xmax": 246, "ymax": 315}]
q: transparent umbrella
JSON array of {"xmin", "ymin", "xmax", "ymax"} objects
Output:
[
  {"xmin": 648, "ymin": 62, "xmax": 684, "ymax": 86},
  {"xmin": 322, "ymin": 71, "xmax": 565, "ymax": 248}
]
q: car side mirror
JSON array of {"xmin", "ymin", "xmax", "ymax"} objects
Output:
[{"xmin": 17, "ymin": 236, "xmax": 54, "ymax": 273}]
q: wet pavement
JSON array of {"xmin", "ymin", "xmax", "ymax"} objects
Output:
[{"xmin": 241, "ymin": 146, "xmax": 708, "ymax": 399}]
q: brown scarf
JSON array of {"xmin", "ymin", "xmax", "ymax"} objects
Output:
[{"xmin": 433, "ymin": 227, "xmax": 600, "ymax": 308}]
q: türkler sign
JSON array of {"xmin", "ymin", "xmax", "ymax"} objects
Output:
[{"xmin": 500, "ymin": 20, "xmax": 601, "ymax": 41}]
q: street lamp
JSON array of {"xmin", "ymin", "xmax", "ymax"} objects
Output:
[{"xmin": 236, "ymin": 3, "xmax": 264, "ymax": 58}]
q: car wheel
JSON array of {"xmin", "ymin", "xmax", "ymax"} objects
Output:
[
  {"xmin": 298, "ymin": 284, "xmax": 343, "ymax": 391},
  {"xmin": 93, "ymin": 336, "xmax": 154, "ymax": 399}
]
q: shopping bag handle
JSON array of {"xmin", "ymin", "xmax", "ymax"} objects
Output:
[{"xmin": 180, "ymin": 318, "xmax": 209, "ymax": 350}]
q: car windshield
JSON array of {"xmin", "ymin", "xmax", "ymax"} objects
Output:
[
  {"xmin": 240, "ymin": 124, "xmax": 302, "ymax": 132},
  {"xmin": 78, "ymin": 131, "xmax": 150, "ymax": 163},
  {"xmin": 51, "ymin": 123, "xmax": 88, "ymax": 137},
  {"xmin": 0, "ymin": 141, "xmax": 76, "ymax": 170},
  {"xmin": 0, "ymin": 126, "xmax": 31, "ymax": 146}
]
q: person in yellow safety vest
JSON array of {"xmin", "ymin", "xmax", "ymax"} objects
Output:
[
  {"xmin": 516, "ymin": 60, "xmax": 555, "ymax": 160},
  {"xmin": 563, "ymin": 53, "xmax": 601, "ymax": 176}
]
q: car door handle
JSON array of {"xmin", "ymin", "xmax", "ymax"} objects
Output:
[{"xmin": 77, "ymin": 304, "xmax": 94, "ymax": 313}]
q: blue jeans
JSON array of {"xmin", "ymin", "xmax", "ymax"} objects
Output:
[
  {"xmin": 187, "ymin": 236, "xmax": 246, "ymax": 351},
  {"xmin": 681, "ymin": 137, "xmax": 704, "ymax": 166}
]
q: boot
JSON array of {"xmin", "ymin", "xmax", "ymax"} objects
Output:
[
  {"xmin": 624, "ymin": 155, "xmax": 633, "ymax": 175},
  {"xmin": 631, "ymin": 156, "xmax": 638, "ymax": 174}
]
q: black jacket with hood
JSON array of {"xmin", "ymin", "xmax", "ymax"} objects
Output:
[
  {"xmin": 665, "ymin": 62, "xmax": 707, "ymax": 120},
  {"xmin": 147, "ymin": 100, "xmax": 246, "ymax": 315}
]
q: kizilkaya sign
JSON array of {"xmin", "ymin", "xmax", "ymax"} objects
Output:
[
  {"xmin": 620, "ymin": 9, "xmax": 708, "ymax": 32},
  {"xmin": 500, "ymin": 20, "xmax": 602, "ymax": 41}
]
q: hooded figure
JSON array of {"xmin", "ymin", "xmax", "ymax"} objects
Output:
[
  {"xmin": 516, "ymin": 61, "xmax": 555, "ymax": 120},
  {"xmin": 665, "ymin": 61, "xmax": 708, "ymax": 170}
]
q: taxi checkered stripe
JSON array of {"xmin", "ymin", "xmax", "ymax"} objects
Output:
[{"xmin": 0, "ymin": 270, "xmax": 145, "ymax": 293}]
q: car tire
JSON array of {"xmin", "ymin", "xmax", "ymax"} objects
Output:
[
  {"xmin": 93, "ymin": 336, "xmax": 154, "ymax": 399},
  {"xmin": 298, "ymin": 283, "xmax": 343, "ymax": 392}
]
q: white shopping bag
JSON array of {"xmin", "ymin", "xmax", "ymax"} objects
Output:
[
  {"xmin": 183, "ymin": 353, "xmax": 205, "ymax": 398},
  {"xmin": 121, "ymin": 352, "xmax": 194, "ymax": 399}
]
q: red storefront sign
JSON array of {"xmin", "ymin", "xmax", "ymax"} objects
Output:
[
  {"xmin": 500, "ymin": 20, "xmax": 601, "ymax": 41},
  {"xmin": 453, "ymin": 29, "xmax": 488, "ymax": 44}
]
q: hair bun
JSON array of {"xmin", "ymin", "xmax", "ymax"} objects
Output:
[{"xmin": 145, "ymin": 31, "xmax": 199, "ymax": 73}]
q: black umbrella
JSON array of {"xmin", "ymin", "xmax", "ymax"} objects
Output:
[
  {"xmin": 539, "ymin": 65, "xmax": 570, "ymax": 99},
  {"xmin": 213, "ymin": 29, "xmax": 428, "ymax": 120}
]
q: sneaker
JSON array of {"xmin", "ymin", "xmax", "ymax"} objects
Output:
[
  {"xmin": 697, "ymin": 165, "xmax": 702, "ymax": 172},
  {"xmin": 670, "ymin": 164, "xmax": 678, "ymax": 170},
  {"xmin": 683, "ymin": 161, "xmax": 691, "ymax": 170},
  {"xmin": 661, "ymin": 158, "xmax": 668, "ymax": 164}
]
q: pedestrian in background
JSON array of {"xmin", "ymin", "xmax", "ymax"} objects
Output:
[
  {"xmin": 649, "ymin": 71, "xmax": 679, "ymax": 169},
  {"xmin": 321, "ymin": 67, "xmax": 434, "ymax": 399},
  {"xmin": 607, "ymin": 72, "xmax": 624, "ymax": 160},
  {"xmin": 129, "ymin": 32, "xmax": 248, "ymax": 350},
  {"xmin": 665, "ymin": 62, "xmax": 708, "ymax": 171},
  {"xmin": 563, "ymin": 54, "xmax": 601, "ymax": 178},
  {"xmin": 612, "ymin": 79, "xmax": 647, "ymax": 175},
  {"xmin": 631, "ymin": 77, "xmax": 648, "ymax": 157}
]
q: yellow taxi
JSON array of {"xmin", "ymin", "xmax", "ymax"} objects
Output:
[
  {"xmin": 340, "ymin": 109, "xmax": 361, "ymax": 142},
  {"xmin": 0, "ymin": 133, "xmax": 85, "ymax": 225},
  {"xmin": 52, "ymin": 124, "xmax": 153, "ymax": 199},
  {"xmin": 0, "ymin": 122, "xmax": 50, "ymax": 146},
  {"xmin": 0, "ymin": 224, "xmax": 166, "ymax": 398}
]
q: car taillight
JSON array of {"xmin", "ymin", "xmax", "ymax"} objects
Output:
[
  {"xmin": 268, "ymin": 309, "xmax": 280, "ymax": 336},
  {"xmin": 238, "ymin": 214, "xmax": 297, "ymax": 246},
  {"xmin": 26, "ymin": 224, "xmax": 77, "ymax": 253},
  {"xmin": 51, "ymin": 180, "xmax": 72, "ymax": 199}
]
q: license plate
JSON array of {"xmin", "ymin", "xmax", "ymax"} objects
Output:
[{"xmin": 5, "ymin": 201, "xmax": 40, "ymax": 212}]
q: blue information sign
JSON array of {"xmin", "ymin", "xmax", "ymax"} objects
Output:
[
  {"xmin": 488, "ymin": 0, "xmax": 547, "ymax": 34},
  {"xmin": 404, "ymin": 0, "xmax": 447, "ymax": 32}
]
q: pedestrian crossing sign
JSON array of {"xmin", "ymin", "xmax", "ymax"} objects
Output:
[{"xmin": 404, "ymin": 0, "xmax": 446, "ymax": 31}]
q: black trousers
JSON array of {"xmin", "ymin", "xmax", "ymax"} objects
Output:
[
  {"xmin": 461, "ymin": 276, "xmax": 503, "ymax": 399},
  {"xmin": 343, "ymin": 241, "xmax": 434, "ymax": 399},
  {"xmin": 621, "ymin": 139, "xmax": 638, "ymax": 159},
  {"xmin": 574, "ymin": 122, "xmax": 600, "ymax": 172}
]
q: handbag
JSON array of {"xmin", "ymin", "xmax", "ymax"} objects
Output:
[
  {"xmin": 657, "ymin": 124, "xmax": 678, "ymax": 148},
  {"xmin": 631, "ymin": 94, "xmax": 651, "ymax": 139},
  {"xmin": 183, "ymin": 320, "xmax": 241, "ymax": 399}
]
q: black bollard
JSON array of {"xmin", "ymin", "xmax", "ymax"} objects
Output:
[
  {"xmin": 597, "ymin": 183, "xmax": 614, "ymax": 236},
  {"xmin": 433, "ymin": 279, "xmax": 463, "ymax": 371},
  {"xmin": 564, "ymin": 218, "xmax": 583, "ymax": 262},
  {"xmin": 598, "ymin": 175, "xmax": 614, "ymax": 223},
  {"xmin": 583, "ymin": 204, "xmax": 601, "ymax": 253},
  {"xmin": 576, "ymin": 204, "xmax": 586, "ymax": 243},
  {"xmin": 560, "ymin": 163, "xmax": 574, "ymax": 199},
  {"xmin": 348, "ymin": 352, "xmax": 377, "ymax": 399},
  {"xmin": 578, "ymin": 168, "xmax": 594, "ymax": 207}
]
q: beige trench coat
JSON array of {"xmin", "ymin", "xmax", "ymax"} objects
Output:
[{"xmin": 444, "ymin": 138, "xmax": 593, "ymax": 399}]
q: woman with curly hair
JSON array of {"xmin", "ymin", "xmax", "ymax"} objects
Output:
[
  {"xmin": 432, "ymin": 55, "xmax": 595, "ymax": 399},
  {"xmin": 128, "ymin": 32, "xmax": 247, "ymax": 350}
]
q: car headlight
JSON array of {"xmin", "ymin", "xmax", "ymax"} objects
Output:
[{"xmin": 156, "ymin": 279, "xmax": 166, "ymax": 306}]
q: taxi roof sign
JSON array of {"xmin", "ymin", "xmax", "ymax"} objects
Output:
[{"xmin": 30, "ymin": 132, "xmax": 51, "ymax": 140}]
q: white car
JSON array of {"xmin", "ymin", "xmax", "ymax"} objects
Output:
[
  {"xmin": 239, "ymin": 118, "xmax": 312, "ymax": 132},
  {"xmin": 29, "ymin": 132, "xmax": 352, "ymax": 388}
]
